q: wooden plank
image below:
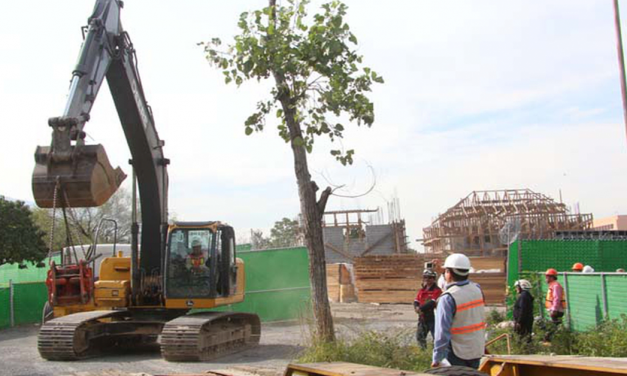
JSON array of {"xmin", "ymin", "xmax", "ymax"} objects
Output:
[
  {"xmin": 481, "ymin": 355, "xmax": 627, "ymax": 374},
  {"xmin": 358, "ymin": 290, "xmax": 417, "ymax": 303},
  {"xmin": 285, "ymin": 362, "xmax": 428, "ymax": 376},
  {"xmin": 356, "ymin": 278, "xmax": 420, "ymax": 291}
]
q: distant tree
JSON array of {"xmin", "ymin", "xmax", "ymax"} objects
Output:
[
  {"xmin": 32, "ymin": 187, "xmax": 132, "ymax": 252},
  {"xmin": 269, "ymin": 217, "xmax": 304, "ymax": 248},
  {"xmin": 204, "ymin": 0, "xmax": 382, "ymax": 341},
  {"xmin": 251, "ymin": 229, "xmax": 271, "ymax": 250},
  {"xmin": 72, "ymin": 187, "xmax": 132, "ymax": 244},
  {"xmin": 0, "ymin": 197, "xmax": 47, "ymax": 266},
  {"xmin": 32, "ymin": 207, "xmax": 69, "ymax": 253}
]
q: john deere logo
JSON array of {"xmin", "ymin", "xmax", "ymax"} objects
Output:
[{"xmin": 186, "ymin": 300, "xmax": 194, "ymax": 307}]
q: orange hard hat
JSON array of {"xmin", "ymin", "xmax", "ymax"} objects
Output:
[
  {"xmin": 545, "ymin": 268, "xmax": 558, "ymax": 276},
  {"xmin": 572, "ymin": 262, "xmax": 584, "ymax": 271}
]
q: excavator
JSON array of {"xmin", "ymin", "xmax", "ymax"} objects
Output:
[{"xmin": 32, "ymin": 0, "xmax": 260, "ymax": 361}]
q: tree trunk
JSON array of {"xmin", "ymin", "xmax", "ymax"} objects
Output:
[
  {"xmin": 268, "ymin": 0, "xmax": 334, "ymax": 342},
  {"xmin": 274, "ymin": 79, "xmax": 335, "ymax": 342}
]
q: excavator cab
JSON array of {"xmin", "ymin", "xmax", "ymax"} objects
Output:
[{"xmin": 165, "ymin": 222, "xmax": 238, "ymax": 300}]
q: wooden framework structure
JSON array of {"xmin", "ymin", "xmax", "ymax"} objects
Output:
[{"xmin": 423, "ymin": 189, "xmax": 593, "ymax": 255}]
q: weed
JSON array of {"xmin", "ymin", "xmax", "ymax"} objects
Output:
[
  {"xmin": 297, "ymin": 328, "xmax": 432, "ymax": 372},
  {"xmin": 486, "ymin": 308, "xmax": 505, "ymax": 326}
]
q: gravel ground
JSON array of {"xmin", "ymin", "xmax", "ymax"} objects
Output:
[{"xmin": 0, "ymin": 303, "xmax": 420, "ymax": 376}]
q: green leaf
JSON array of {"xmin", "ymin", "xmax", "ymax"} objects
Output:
[{"xmin": 245, "ymin": 126, "xmax": 254, "ymax": 135}]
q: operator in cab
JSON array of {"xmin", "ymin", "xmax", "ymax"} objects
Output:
[{"xmin": 186, "ymin": 239, "xmax": 210, "ymax": 274}]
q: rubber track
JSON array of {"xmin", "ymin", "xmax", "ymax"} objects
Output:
[
  {"xmin": 160, "ymin": 312, "xmax": 260, "ymax": 362},
  {"xmin": 38, "ymin": 310, "xmax": 123, "ymax": 361}
]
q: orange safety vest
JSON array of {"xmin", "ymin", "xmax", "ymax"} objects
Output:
[
  {"xmin": 189, "ymin": 254, "xmax": 205, "ymax": 268},
  {"xmin": 545, "ymin": 281, "xmax": 566, "ymax": 310}
]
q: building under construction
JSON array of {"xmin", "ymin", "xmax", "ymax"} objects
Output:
[
  {"xmin": 322, "ymin": 201, "xmax": 409, "ymax": 263},
  {"xmin": 423, "ymin": 189, "xmax": 593, "ymax": 255}
]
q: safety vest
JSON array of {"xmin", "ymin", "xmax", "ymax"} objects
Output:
[
  {"xmin": 189, "ymin": 254, "xmax": 205, "ymax": 268},
  {"xmin": 444, "ymin": 282, "xmax": 486, "ymax": 360},
  {"xmin": 545, "ymin": 281, "xmax": 566, "ymax": 310}
]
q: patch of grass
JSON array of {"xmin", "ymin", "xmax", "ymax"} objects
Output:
[
  {"xmin": 486, "ymin": 315, "xmax": 627, "ymax": 358},
  {"xmin": 575, "ymin": 315, "xmax": 627, "ymax": 357},
  {"xmin": 297, "ymin": 328, "xmax": 432, "ymax": 372},
  {"xmin": 486, "ymin": 308, "xmax": 505, "ymax": 326}
]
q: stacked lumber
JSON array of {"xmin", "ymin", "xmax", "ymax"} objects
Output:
[
  {"xmin": 354, "ymin": 254, "xmax": 424, "ymax": 304},
  {"xmin": 326, "ymin": 263, "xmax": 356, "ymax": 302},
  {"xmin": 471, "ymin": 272, "xmax": 506, "ymax": 305},
  {"xmin": 469, "ymin": 256, "xmax": 506, "ymax": 305},
  {"xmin": 470, "ymin": 256, "xmax": 505, "ymax": 272},
  {"xmin": 352, "ymin": 254, "xmax": 507, "ymax": 305}
]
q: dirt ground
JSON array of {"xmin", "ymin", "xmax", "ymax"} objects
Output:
[{"xmin": 0, "ymin": 303, "xmax": 422, "ymax": 376}]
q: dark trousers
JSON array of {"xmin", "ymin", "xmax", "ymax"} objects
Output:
[
  {"xmin": 447, "ymin": 345, "xmax": 481, "ymax": 369},
  {"xmin": 514, "ymin": 320, "xmax": 533, "ymax": 342},
  {"xmin": 416, "ymin": 318, "xmax": 435, "ymax": 348},
  {"xmin": 544, "ymin": 310, "xmax": 564, "ymax": 342}
]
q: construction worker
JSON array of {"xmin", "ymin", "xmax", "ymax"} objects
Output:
[
  {"xmin": 186, "ymin": 239, "xmax": 209, "ymax": 274},
  {"xmin": 582, "ymin": 265, "xmax": 595, "ymax": 273},
  {"xmin": 414, "ymin": 269, "xmax": 442, "ymax": 348},
  {"xmin": 571, "ymin": 262, "xmax": 584, "ymax": 272},
  {"xmin": 544, "ymin": 268, "xmax": 566, "ymax": 342},
  {"xmin": 513, "ymin": 279, "xmax": 534, "ymax": 341},
  {"xmin": 432, "ymin": 254, "xmax": 485, "ymax": 370}
]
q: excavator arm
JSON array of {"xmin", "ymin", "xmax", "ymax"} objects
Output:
[{"xmin": 32, "ymin": 0, "xmax": 168, "ymax": 283}]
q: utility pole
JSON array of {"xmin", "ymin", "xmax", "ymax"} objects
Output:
[{"xmin": 613, "ymin": 0, "xmax": 627, "ymax": 145}]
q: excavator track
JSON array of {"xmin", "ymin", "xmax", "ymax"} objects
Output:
[
  {"xmin": 160, "ymin": 312, "xmax": 261, "ymax": 362},
  {"xmin": 38, "ymin": 310, "xmax": 126, "ymax": 361}
]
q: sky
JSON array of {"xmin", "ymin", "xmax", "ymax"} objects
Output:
[{"xmin": 1, "ymin": 1, "xmax": 627, "ymax": 250}]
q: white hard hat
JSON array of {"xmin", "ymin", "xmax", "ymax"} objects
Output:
[
  {"xmin": 582, "ymin": 265, "xmax": 595, "ymax": 273},
  {"xmin": 515, "ymin": 279, "xmax": 532, "ymax": 290},
  {"xmin": 443, "ymin": 253, "xmax": 472, "ymax": 275}
]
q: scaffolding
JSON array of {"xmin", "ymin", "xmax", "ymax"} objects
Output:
[{"xmin": 422, "ymin": 189, "xmax": 593, "ymax": 255}]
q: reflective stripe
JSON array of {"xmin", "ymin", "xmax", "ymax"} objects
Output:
[
  {"xmin": 451, "ymin": 322, "xmax": 487, "ymax": 334},
  {"xmin": 456, "ymin": 299, "xmax": 484, "ymax": 312}
]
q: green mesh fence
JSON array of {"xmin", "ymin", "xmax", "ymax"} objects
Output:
[
  {"xmin": 0, "ymin": 255, "xmax": 60, "ymax": 284},
  {"xmin": 13, "ymin": 282, "xmax": 47, "ymax": 326},
  {"xmin": 506, "ymin": 240, "xmax": 627, "ymax": 324},
  {"xmin": 0, "ymin": 287, "xmax": 9, "ymax": 329},
  {"xmin": 208, "ymin": 246, "xmax": 312, "ymax": 322},
  {"xmin": 1, "ymin": 247, "xmax": 311, "ymax": 330},
  {"xmin": 535, "ymin": 273, "xmax": 627, "ymax": 332}
]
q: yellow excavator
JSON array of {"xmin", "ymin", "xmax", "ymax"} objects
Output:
[{"xmin": 32, "ymin": 0, "xmax": 260, "ymax": 361}]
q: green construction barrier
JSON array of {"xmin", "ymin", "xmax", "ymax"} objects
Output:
[
  {"xmin": 0, "ymin": 287, "xmax": 9, "ymax": 329},
  {"xmin": 13, "ymin": 282, "xmax": 48, "ymax": 326},
  {"xmin": 1, "ymin": 246, "xmax": 312, "ymax": 329},
  {"xmin": 211, "ymin": 246, "xmax": 312, "ymax": 322},
  {"xmin": 506, "ymin": 240, "xmax": 627, "ymax": 323},
  {"xmin": 509, "ymin": 240, "xmax": 627, "ymax": 276},
  {"xmin": 0, "ymin": 255, "xmax": 60, "ymax": 284},
  {"xmin": 535, "ymin": 273, "xmax": 627, "ymax": 332}
]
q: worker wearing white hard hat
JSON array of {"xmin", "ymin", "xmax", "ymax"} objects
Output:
[
  {"xmin": 513, "ymin": 279, "xmax": 534, "ymax": 341},
  {"xmin": 432, "ymin": 253, "xmax": 485, "ymax": 370},
  {"xmin": 582, "ymin": 265, "xmax": 595, "ymax": 273}
]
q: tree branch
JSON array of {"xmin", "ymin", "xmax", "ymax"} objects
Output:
[{"xmin": 317, "ymin": 186, "xmax": 332, "ymax": 218}]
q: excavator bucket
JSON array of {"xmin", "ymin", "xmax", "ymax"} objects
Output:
[{"xmin": 32, "ymin": 144, "xmax": 126, "ymax": 208}]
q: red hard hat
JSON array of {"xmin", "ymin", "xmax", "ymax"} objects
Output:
[
  {"xmin": 572, "ymin": 262, "xmax": 584, "ymax": 271},
  {"xmin": 545, "ymin": 268, "xmax": 558, "ymax": 276}
]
